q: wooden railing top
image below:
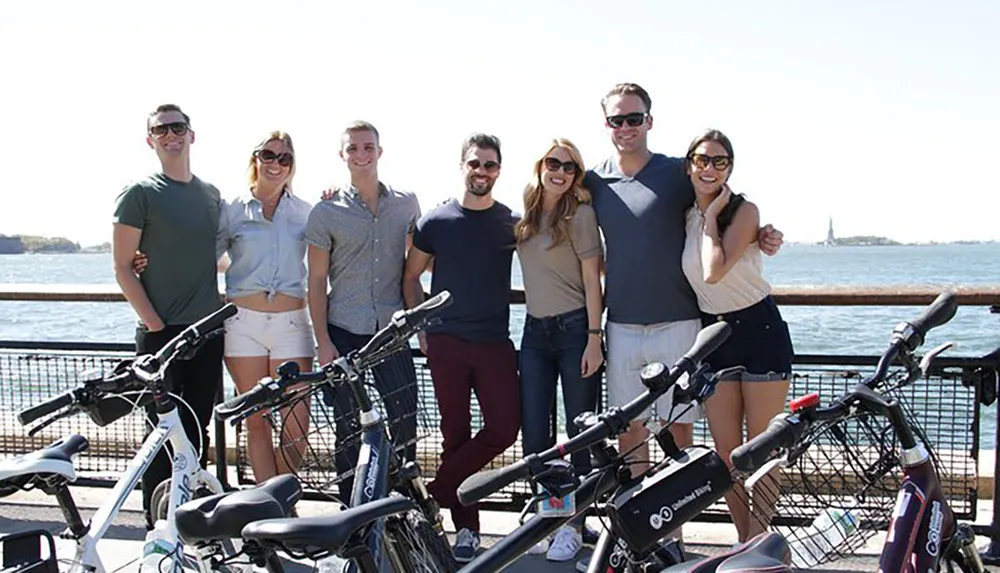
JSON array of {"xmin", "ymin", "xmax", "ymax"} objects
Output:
[{"xmin": 1, "ymin": 283, "xmax": 999, "ymax": 307}]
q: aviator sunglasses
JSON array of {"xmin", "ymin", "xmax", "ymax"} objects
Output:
[
  {"xmin": 466, "ymin": 159, "xmax": 500, "ymax": 172},
  {"xmin": 688, "ymin": 153, "xmax": 732, "ymax": 171},
  {"xmin": 605, "ymin": 112, "xmax": 648, "ymax": 129},
  {"xmin": 543, "ymin": 157, "xmax": 578, "ymax": 175},
  {"xmin": 148, "ymin": 122, "xmax": 189, "ymax": 137},
  {"xmin": 256, "ymin": 149, "xmax": 295, "ymax": 167}
]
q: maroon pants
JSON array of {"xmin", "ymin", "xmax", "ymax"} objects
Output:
[{"xmin": 424, "ymin": 333, "xmax": 521, "ymax": 532}]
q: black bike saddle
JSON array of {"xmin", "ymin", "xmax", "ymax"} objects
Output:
[
  {"xmin": 176, "ymin": 474, "xmax": 302, "ymax": 545},
  {"xmin": 660, "ymin": 532, "xmax": 791, "ymax": 572},
  {"xmin": 241, "ymin": 496, "xmax": 415, "ymax": 557}
]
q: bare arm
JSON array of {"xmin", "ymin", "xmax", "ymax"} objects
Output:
[
  {"xmin": 702, "ymin": 200, "xmax": 760, "ymax": 284},
  {"xmin": 307, "ymin": 245, "xmax": 337, "ymax": 361},
  {"xmin": 403, "ymin": 246, "xmax": 433, "ymax": 310},
  {"xmin": 580, "ymin": 254, "xmax": 605, "ymax": 377},
  {"xmin": 112, "ymin": 223, "xmax": 164, "ymax": 331}
]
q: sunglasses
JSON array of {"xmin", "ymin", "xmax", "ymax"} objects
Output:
[
  {"xmin": 688, "ymin": 153, "xmax": 732, "ymax": 171},
  {"xmin": 605, "ymin": 112, "xmax": 648, "ymax": 129},
  {"xmin": 257, "ymin": 149, "xmax": 294, "ymax": 167},
  {"xmin": 466, "ymin": 159, "xmax": 500, "ymax": 172},
  {"xmin": 543, "ymin": 157, "xmax": 578, "ymax": 175},
  {"xmin": 148, "ymin": 122, "xmax": 189, "ymax": 137}
]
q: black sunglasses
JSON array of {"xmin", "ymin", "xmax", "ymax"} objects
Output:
[
  {"xmin": 605, "ymin": 112, "xmax": 648, "ymax": 129},
  {"xmin": 257, "ymin": 149, "xmax": 294, "ymax": 167},
  {"xmin": 688, "ymin": 153, "xmax": 732, "ymax": 171},
  {"xmin": 466, "ymin": 159, "xmax": 500, "ymax": 172},
  {"xmin": 149, "ymin": 122, "xmax": 189, "ymax": 137},
  {"xmin": 543, "ymin": 157, "xmax": 578, "ymax": 175}
]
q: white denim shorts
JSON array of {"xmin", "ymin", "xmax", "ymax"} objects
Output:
[
  {"xmin": 223, "ymin": 307, "xmax": 316, "ymax": 359},
  {"xmin": 606, "ymin": 319, "xmax": 704, "ymax": 424}
]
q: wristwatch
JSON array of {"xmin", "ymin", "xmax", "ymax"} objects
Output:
[{"xmin": 587, "ymin": 328, "xmax": 603, "ymax": 336}]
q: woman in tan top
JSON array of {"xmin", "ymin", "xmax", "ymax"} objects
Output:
[
  {"xmin": 514, "ymin": 138, "xmax": 604, "ymax": 562},
  {"xmin": 680, "ymin": 129, "xmax": 795, "ymax": 543}
]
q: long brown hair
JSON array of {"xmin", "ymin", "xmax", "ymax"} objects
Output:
[
  {"xmin": 247, "ymin": 131, "xmax": 296, "ymax": 194},
  {"xmin": 515, "ymin": 138, "xmax": 591, "ymax": 248}
]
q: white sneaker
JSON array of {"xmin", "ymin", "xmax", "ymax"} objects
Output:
[
  {"xmin": 547, "ymin": 526, "xmax": 583, "ymax": 562},
  {"xmin": 575, "ymin": 554, "xmax": 591, "ymax": 572},
  {"xmin": 527, "ymin": 537, "xmax": 550, "ymax": 555}
]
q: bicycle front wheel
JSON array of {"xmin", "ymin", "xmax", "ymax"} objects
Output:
[{"xmin": 384, "ymin": 509, "xmax": 458, "ymax": 573}]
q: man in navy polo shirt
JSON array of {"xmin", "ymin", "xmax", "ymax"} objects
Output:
[{"xmin": 403, "ymin": 133, "xmax": 521, "ymax": 563}]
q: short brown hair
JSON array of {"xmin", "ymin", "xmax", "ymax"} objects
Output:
[
  {"xmin": 601, "ymin": 83, "xmax": 652, "ymax": 115},
  {"xmin": 147, "ymin": 104, "xmax": 191, "ymax": 130},
  {"xmin": 342, "ymin": 120, "xmax": 380, "ymax": 145},
  {"xmin": 461, "ymin": 133, "xmax": 502, "ymax": 165}
]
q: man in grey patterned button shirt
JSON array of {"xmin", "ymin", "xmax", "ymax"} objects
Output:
[{"xmin": 304, "ymin": 120, "xmax": 422, "ymax": 503}]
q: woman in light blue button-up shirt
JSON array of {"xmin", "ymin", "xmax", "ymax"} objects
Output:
[{"xmin": 215, "ymin": 132, "xmax": 317, "ymax": 483}]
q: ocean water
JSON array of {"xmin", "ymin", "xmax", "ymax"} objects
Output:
[{"xmin": 0, "ymin": 244, "xmax": 998, "ymax": 444}]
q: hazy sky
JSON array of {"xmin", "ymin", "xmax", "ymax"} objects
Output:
[{"xmin": 1, "ymin": 0, "xmax": 996, "ymax": 246}]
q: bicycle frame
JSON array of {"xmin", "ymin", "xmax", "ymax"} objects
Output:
[
  {"xmin": 63, "ymin": 405, "xmax": 222, "ymax": 573},
  {"xmin": 344, "ymin": 408, "xmax": 393, "ymax": 573}
]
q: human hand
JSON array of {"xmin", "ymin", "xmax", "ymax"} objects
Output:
[
  {"xmin": 581, "ymin": 337, "xmax": 604, "ymax": 378},
  {"xmin": 758, "ymin": 224, "xmax": 784, "ymax": 256},
  {"xmin": 318, "ymin": 340, "xmax": 341, "ymax": 366},
  {"xmin": 705, "ymin": 184, "xmax": 732, "ymax": 219},
  {"xmin": 418, "ymin": 332, "xmax": 428, "ymax": 356},
  {"xmin": 132, "ymin": 251, "xmax": 148, "ymax": 275},
  {"xmin": 320, "ymin": 186, "xmax": 341, "ymax": 201}
]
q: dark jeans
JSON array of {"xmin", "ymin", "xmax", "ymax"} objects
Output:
[
  {"xmin": 326, "ymin": 324, "xmax": 419, "ymax": 504},
  {"xmin": 519, "ymin": 308, "xmax": 601, "ymax": 487},
  {"xmin": 424, "ymin": 333, "xmax": 520, "ymax": 532},
  {"xmin": 136, "ymin": 325, "xmax": 223, "ymax": 529}
]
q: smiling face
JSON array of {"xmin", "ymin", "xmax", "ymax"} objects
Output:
[
  {"xmin": 339, "ymin": 128, "xmax": 382, "ymax": 177},
  {"xmin": 687, "ymin": 140, "xmax": 733, "ymax": 197},
  {"xmin": 255, "ymin": 138, "xmax": 294, "ymax": 190},
  {"xmin": 462, "ymin": 146, "xmax": 501, "ymax": 197},
  {"xmin": 146, "ymin": 110, "xmax": 194, "ymax": 161},
  {"xmin": 540, "ymin": 146, "xmax": 580, "ymax": 197},
  {"xmin": 603, "ymin": 94, "xmax": 652, "ymax": 155}
]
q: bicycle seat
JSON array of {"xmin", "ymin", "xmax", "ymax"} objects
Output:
[
  {"xmin": 176, "ymin": 474, "xmax": 302, "ymax": 545},
  {"xmin": 660, "ymin": 532, "xmax": 791, "ymax": 572},
  {"xmin": 0, "ymin": 434, "xmax": 88, "ymax": 486},
  {"xmin": 241, "ymin": 496, "xmax": 415, "ymax": 557}
]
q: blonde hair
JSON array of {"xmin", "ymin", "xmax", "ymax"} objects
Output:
[
  {"xmin": 514, "ymin": 138, "xmax": 591, "ymax": 248},
  {"xmin": 247, "ymin": 131, "xmax": 296, "ymax": 194}
]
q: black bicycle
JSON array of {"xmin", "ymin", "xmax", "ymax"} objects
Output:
[
  {"xmin": 174, "ymin": 291, "xmax": 458, "ymax": 573},
  {"xmin": 184, "ymin": 320, "xmax": 800, "ymax": 573}
]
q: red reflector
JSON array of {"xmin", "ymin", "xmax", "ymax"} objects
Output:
[{"xmin": 789, "ymin": 393, "xmax": 821, "ymax": 413}]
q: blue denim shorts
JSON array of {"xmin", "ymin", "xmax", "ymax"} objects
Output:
[{"xmin": 699, "ymin": 295, "xmax": 794, "ymax": 379}]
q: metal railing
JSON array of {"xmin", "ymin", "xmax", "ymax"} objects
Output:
[{"xmin": 0, "ymin": 286, "xmax": 998, "ymax": 552}]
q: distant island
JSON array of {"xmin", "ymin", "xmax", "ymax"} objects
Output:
[
  {"xmin": 820, "ymin": 235, "xmax": 901, "ymax": 246},
  {"xmin": 0, "ymin": 235, "xmax": 110, "ymax": 255}
]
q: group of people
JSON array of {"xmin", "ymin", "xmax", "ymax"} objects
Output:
[{"xmin": 112, "ymin": 81, "xmax": 796, "ymax": 568}]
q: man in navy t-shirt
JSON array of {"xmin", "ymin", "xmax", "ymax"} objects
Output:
[{"xmin": 403, "ymin": 133, "xmax": 521, "ymax": 563}]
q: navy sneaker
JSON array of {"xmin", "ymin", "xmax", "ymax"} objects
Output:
[{"xmin": 453, "ymin": 528, "xmax": 481, "ymax": 563}]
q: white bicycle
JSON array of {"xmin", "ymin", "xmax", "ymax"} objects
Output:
[{"xmin": 0, "ymin": 303, "xmax": 237, "ymax": 573}]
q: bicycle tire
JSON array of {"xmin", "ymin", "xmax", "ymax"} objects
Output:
[{"xmin": 383, "ymin": 509, "xmax": 458, "ymax": 573}]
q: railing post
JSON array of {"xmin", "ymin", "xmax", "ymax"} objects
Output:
[{"xmin": 214, "ymin": 380, "xmax": 230, "ymax": 491}]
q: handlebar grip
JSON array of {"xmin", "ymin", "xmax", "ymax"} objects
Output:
[
  {"xmin": 18, "ymin": 391, "xmax": 76, "ymax": 425},
  {"xmin": 909, "ymin": 291, "xmax": 958, "ymax": 337},
  {"xmin": 404, "ymin": 290, "xmax": 453, "ymax": 328},
  {"xmin": 457, "ymin": 459, "xmax": 529, "ymax": 507},
  {"xmin": 192, "ymin": 303, "xmax": 238, "ymax": 337},
  {"xmin": 681, "ymin": 321, "xmax": 732, "ymax": 365},
  {"xmin": 215, "ymin": 379, "xmax": 277, "ymax": 420},
  {"xmin": 731, "ymin": 414, "xmax": 800, "ymax": 472}
]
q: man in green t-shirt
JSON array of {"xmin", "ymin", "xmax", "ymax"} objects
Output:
[{"xmin": 111, "ymin": 104, "xmax": 224, "ymax": 529}]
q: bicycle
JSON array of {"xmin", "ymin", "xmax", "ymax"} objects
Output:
[
  {"xmin": 732, "ymin": 290, "xmax": 988, "ymax": 572},
  {"xmin": 0, "ymin": 303, "xmax": 237, "ymax": 573},
  {"xmin": 175, "ymin": 319, "xmax": 804, "ymax": 573},
  {"xmin": 175, "ymin": 291, "xmax": 458, "ymax": 573}
]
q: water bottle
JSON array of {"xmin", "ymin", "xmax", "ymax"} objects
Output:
[
  {"xmin": 140, "ymin": 520, "xmax": 176, "ymax": 573},
  {"xmin": 789, "ymin": 507, "xmax": 860, "ymax": 568}
]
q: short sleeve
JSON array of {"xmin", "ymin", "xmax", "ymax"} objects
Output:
[
  {"xmin": 570, "ymin": 204, "xmax": 602, "ymax": 260},
  {"xmin": 408, "ymin": 194, "xmax": 422, "ymax": 234},
  {"xmin": 303, "ymin": 202, "xmax": 333, "ymax": 251},
  {"xmin": 412, "ymin": 211, "xmax": 435, "ymax": 255},
  {"xmin": 112, "ymin": 183, "xmax": 147, "ymax": 229}
]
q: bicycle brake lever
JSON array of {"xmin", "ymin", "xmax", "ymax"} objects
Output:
[
  {"xmin": 744, "ymin": 453, "xmax": 788, "ymax": 490},
  {"xmin": 919, "ymin": 341, "xmax": 956, "ymax": 377},
  {"xmin": 27, "ymin": 408, "xmax": 76, "ymax": 437}
]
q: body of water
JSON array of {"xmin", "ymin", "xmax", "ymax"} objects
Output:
[{"xmin": 1, "ymin": 244, "xmax": 998, "ymax": 445}]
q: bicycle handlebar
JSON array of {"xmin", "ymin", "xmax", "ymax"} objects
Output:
[
  {"xmin": 17, "ymin": 303, "xmax": 238, "ymax": 427},
  {"xmin": 457, "ymin": 321, "xmax": 732, "ymax": 506},
  {"xmin": 214, "ymin": 291, "xmax": 453, "ymax": 423}
]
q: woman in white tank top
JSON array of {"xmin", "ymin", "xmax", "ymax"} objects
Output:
[{"xmin": 680, "ymin": 129, "xmax": 795, "ymax": 543}]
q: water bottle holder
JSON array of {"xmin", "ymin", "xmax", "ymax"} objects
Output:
[{"xmin": 0, "ymin": 530, "xmax": 59, "ymax": 573}]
